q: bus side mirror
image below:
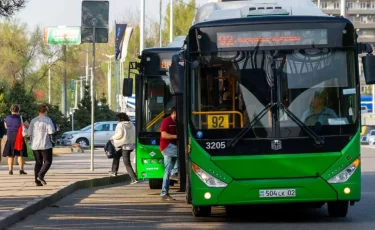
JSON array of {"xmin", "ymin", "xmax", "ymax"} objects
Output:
[
  {"xmin": 123, "ymin": 78, "xmax": 133, "ymax": 97},
  {"xmin": 362, "ymin": 55, "xmax": 375, "ymax": 84},
  {"xmin": 169, "ymin": 54, "xmax": 184, "ymax": 95}
]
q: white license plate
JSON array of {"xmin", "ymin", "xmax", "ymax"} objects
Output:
[{"xmin": 259, "ymin": 189, "xmax": 296, "ymax": 198}]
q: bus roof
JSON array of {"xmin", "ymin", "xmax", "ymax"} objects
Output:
[
  {"xmin": 190, "ymin": 15, "xmax": 350, "ymax": 29},
  {"xmin": 141, "ymin": 47, "xmax": 181, "ymax": 55},
  {"xmin": 194, "ymin": 0, "xmax": 327, "ymax": 24}
]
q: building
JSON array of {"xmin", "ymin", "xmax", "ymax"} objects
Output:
[{"xmin": 313, "ymin": 0, "xmax": 375, "ymax": 89}]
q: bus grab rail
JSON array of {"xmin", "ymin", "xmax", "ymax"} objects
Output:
[
  {"xmin": 192, "ymin": 111, "xmax": 244, "ymax": 128},
  {"xmin": 146, "ymin": 111, "xmax": 165, "ymax": 129}
]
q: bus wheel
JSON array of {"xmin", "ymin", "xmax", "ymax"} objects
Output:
[
  {"xmin": 327, "ymin": 201, "xmax": 349, "ymax": 217},
  {"xmin": 149, "ymin": 179, "xmax": 163, "ymax": 189},
  {"xmin": 192, "ymin": 205, "xmax": 211, "ymax": 217}
]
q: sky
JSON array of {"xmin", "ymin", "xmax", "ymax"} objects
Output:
[{"xmin": 16, "ymin": 0, "xmax": 209, "ymax": 29}]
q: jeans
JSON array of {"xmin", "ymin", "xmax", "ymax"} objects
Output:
[
  {"xmin": 33, "ymin": 149, "xmax": 53, "ymax": 183},
  {"xmin": 112, "ymin": 149, "xmax": 137, "ymax": 182},
  {"xmin": 161, "ymin": 144, "xmax": 178, "ymax": 196}
]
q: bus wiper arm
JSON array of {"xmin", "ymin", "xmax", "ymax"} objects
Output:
[
  {"xmin": 279, "ymin": 104, "xmax": 325, "ymax": 145},
  {"xmin": 228, "ymin": 103, "xmax": 274, "ymax": 147}
]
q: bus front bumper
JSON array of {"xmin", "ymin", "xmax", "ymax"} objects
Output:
[{"xmin": 191, "ymin": 169, "xmax": 361, "ymax": 206}]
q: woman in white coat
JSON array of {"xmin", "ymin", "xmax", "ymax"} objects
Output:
[{"xmin": 109, "ymin": 113, "xmax": 138, "ymax": 184}]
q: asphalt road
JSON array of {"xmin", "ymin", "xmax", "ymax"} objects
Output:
[{"xmin": 9, "ymin": 146, "xmax": 375, "ymax": 230}]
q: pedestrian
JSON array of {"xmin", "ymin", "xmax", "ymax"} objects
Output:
[
  {"xmin": 3, "ymin": 104, "xmax": 29, "ymax": 175},
  {"xmin": 160, "ymin": 107, "xmax": 178, "ymax": 201},
  {"xmin": 0, "ymin": 116, "xmax": 6, "ymax": 161},
  {"xmin": 108, "ymin": 112, "xmax": 138, "ymax": 184},
  {"xmin": 27, "ymin": 104, "xmax": 55, "ymax": 186}
]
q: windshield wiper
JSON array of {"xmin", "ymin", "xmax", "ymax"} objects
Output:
[
  {"xmin": 279, "ymin": 104, "xmax": 325, "ymax": 145},
  {"xmin": 228, "ymin": 103, "xmax": 274, "ymax": 147}
]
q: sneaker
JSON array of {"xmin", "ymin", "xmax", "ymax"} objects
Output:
[
  {"xmin": 161, "ymin": 194, "xmax": 176, "ymax": 201},
  {"xmin": 169, "ymin": 173, "xmax": 179, "ymax": 181},
  {"xmin": 108, "ymin": 171, "xmax": 117, "ymax": 177},
  {"xmin": 130, "ymin": 180, "xmax": 138, "ymax": 184},
  {"xmin": 37, "ymin": 177, "xmax": 47, "ymax": 185},
  {"xmin": 35, "ymin": 182, "xmax": 43, "ymax": 186}
]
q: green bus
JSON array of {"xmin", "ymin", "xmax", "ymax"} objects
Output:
[
  {"xmin": 164, "ymin": 0, "xmax": 375, "ymax": 218},
  {"xmin": 128, "ymin": 45, "xmax": 183, "ymax": 189}
]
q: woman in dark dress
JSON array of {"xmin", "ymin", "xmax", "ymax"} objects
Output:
[{"xmin": 3, "ymin": 105, "xmax": 29, "ymax": 175}]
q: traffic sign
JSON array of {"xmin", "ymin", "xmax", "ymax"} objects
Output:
[
  {"xmin": 81, "ymin": 1, "xmax": 109, "ymax": 43},
  {"xmin": 44, "ymin": 27, "xmax": 81, "ymax": 45}
]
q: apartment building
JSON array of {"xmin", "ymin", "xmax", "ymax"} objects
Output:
[{"xmin": 313, "ymin": 0, "xmax": 375, "ymax": 88}]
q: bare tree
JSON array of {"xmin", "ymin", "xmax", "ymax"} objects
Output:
[{"xmin": 0, "ymin": 0, "xmax": 28, "ymax": 17}]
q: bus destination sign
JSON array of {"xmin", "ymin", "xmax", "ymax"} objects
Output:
[
  {"xmin": 160, "ymin": 59, "xmax": 172, "ymax": 70},
  {"xmin": 217, "ymin": 29, "xmax": 328, "ymax": 48}
]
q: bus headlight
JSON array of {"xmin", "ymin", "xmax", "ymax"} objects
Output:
[
  {"xmin": 192, "ymin": 163, "xmax": 227, "ymax": 188},
  {"xmin": 328, "ymin": 158, "xmax": 360, "ymax": 184}
]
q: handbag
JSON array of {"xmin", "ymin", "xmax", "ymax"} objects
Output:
[
  {"xmin": 104, "ymin": 140, "xmax": 116, "ymax": 158},
  {"xmin": 14, "ymin": 125, "xmax": 24, "ymax": 151},
  {"xmin": 20, "ymin": 116, "xmax": 28, "ymax": 137}
]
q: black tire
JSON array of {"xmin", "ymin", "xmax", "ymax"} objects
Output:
[
  {"xmin": 149, "ymin": 179, "xmax": 163, "ymax": 189},
  {"xmin": 327, "ymin": 201, "xmax": 349, "ymax": 217},
  {"xmin": 76, "ymin": 138, "xmax": 89, "ymax": 148},
  {"xmin": 192, "ymin": 205, "xmax": 211, "ymax": 217}
]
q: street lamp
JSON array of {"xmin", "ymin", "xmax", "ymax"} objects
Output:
[{"xmin": 102, "ymin": 54, "xmax": 114, "ymax": 109}]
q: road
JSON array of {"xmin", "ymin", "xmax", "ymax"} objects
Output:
[{"xmin": 9, "ymin": 146, "xmax": 375, "ymax": 230}]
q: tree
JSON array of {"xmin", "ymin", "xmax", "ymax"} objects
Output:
[
  {"xmin": 5, "ymin": 81, "xmax": 37, "ymax": 120},
  {"xmin": 0, "ymin": 0, "xmax": 27, "ymax": 17},
  {"xmin": 162, "ymin": 0, "xmax": 196, "ymax": 46}
]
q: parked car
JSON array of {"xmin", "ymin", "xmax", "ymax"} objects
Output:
[
  {"xmin": 366, "ymin": 129, "xmax": 375, "ymax": 145},
  {"xmin": 361, "ymin": 106, "xmax": 369, "ymax": 114},
  {"xmin": 361, "ymin": 136, "xmax": 369, "ymax": 145},
  {"xmin": 58, "ymin": 121, "xmax": 119, "ymax": 147}
]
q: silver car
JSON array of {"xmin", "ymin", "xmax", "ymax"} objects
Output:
[{"xmin": 59, "ymin": 121, "xmax": 119, "ymax": 147}]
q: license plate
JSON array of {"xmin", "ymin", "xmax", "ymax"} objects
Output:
[{"xmin": 259, "ymin": 189, "xmax": 296, "ymax": 198}]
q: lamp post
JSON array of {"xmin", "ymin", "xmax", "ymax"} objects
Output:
[{"xmin": 103, "ymin": 54, "xmax": 114, "ymax": 109}]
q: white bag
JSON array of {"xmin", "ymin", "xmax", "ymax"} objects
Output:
[{"xmin": 20, "ymin": 116, "xmax": 28, "ymax": 137}]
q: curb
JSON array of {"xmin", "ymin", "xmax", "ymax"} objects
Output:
[{"xmin": 0, "ymin": 174, "xmax": 130, "ymax": 230}]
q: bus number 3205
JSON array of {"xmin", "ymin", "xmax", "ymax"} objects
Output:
[{"xmin": 205, "ymin": 142, "xmax": 226, "ymax": 149}]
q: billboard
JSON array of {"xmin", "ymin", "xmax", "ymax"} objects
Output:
[{"xmin": 44, "ymin": 27, "xmax": 81, "ymax": 45}]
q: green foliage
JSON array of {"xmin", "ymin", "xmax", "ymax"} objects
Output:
[
  {"xmin": 72, "ymin": 85, "xmax": 116, "ymax": 130},
  {"xmin": 5, "ymin": 81, "xmax": 37, "ymax": 120},
  {"xmin": 162, "ymin": 0, "xmax": 196, "ymax": 46}
]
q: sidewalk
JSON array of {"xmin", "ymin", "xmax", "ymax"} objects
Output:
[{"xmin": 0, "ymin": 149, "xmax": 132, "ymax": 229}]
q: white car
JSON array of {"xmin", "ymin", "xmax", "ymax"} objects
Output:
[
  {"xmin": 361, "ymin": 106, "xmax": 369, "ymax": 114},
  {"xmin": 59, "ymin": 121, "xmax": 119, "ymax": 147}
]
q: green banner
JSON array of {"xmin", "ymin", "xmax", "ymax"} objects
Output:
[{"xmin": 44, "ymin": 27, "xmax": 81, "ymax": 45}]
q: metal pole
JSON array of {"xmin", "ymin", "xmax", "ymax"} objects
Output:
[
  {"xmin": 140, "ymin": 0, "xmax": 145, "ymax": 52},
  {"xmin": 86, "ymin": 50, "xmax": 89, "ymax": 85},
  {"xmin": 48, "ymin": 68, "xmax": 51, "ymax": 104},
  {"xmin": 75, "ymin": 80, "xmax": 78, "ymax": 108},
  {"xmin": 62, "ymin": 45, "xmax": 67, "ymax": 116},
  {"xmin": 341, "ymin": 0, "xmax": 346, "ymax": 17},
  {"xmin": 80, "ymin": 77, "xmax": 84, "ymax": 101},
  {"xmin": 160, "ymin": 0, "xmax": 162, "ymax": 47},
  {"xmin": 91, "ymin": 18, "xmax": 97, "ymax": 172},
  {"xmin": 72, "ymin": 109, "xmax": 74, "ymax": 131},
  {"xmin": 170, "ymin": 0, "xmax": 173, "ymax": 43},
  {"xmin": 317, "ymin": 0, "xmax": 320, "ymax": 8},
  {"xmin": 372, "ymin": 85, "xmax": 375, "ymax": 114}
]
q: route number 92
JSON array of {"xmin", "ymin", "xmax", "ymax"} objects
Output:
[
  {"xmin": 207, "ymin": 115, "xmax": 229, "ymax": 129},
  {"xmin": 206, "ymin": 142, "xmax": 226, "ymax": 150}
]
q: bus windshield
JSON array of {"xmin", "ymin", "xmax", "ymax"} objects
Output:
[
  {"xmin": 190, "ymin": 48, "xmax": 358, "ymax": 138},
  {"xmin": 141, "ymin": 75, "xmax": 175, "ymax": 132}
]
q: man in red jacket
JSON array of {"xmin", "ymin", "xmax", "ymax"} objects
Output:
[{"xmin": 160, "ymin": 107, "xmax": 178, "ymax": 201}]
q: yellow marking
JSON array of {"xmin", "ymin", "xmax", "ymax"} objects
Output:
[
  {"xmin": 192, "ymin": 111, "xmax": 244, "ymax": 128},
  {"xmin": 207, "ymin": 115, "xmax": 229, "ymax": 129}
]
